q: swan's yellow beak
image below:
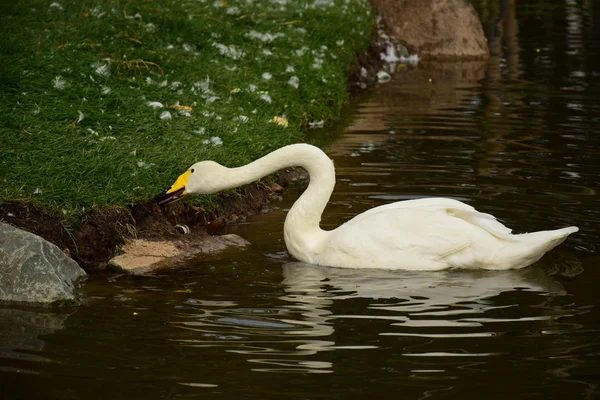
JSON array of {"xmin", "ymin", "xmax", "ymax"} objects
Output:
[{"xmin": 155, "ymin": 170, "xmax": 191, "ymax": 206}]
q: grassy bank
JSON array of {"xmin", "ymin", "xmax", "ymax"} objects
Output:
[{"xmin": 0, "ymin": 0, "xmax": 373, "ymax": 221}]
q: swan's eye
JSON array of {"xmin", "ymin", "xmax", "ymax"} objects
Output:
[{"xmin": 190, "ymin": 168, "xmax": 195, "ymax": 173}]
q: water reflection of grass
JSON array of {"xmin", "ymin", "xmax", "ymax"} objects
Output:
[{"xmin": 0, "ymin": 0, "xmax": 373, "ymax": 220}]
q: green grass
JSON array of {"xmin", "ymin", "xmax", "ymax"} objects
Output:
[{"xmin": 0, "ymin": 0, "xmax": 373, "ymax": 218}]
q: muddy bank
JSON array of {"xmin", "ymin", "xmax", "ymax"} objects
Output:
[{"xmin": 0, "ymin": 170, "xmax": 306, "ymax": 273}]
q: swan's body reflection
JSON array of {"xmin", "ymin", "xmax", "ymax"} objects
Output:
[
  {"xmin": 175, "ymin": 264, "xmax": 568, "ymax": 374},
  {"xmin": 282, "ymin": 262, "xmax": 564, "ymax": 302},
  {"xmin": 281, "ymin": 262, "xmax": 566, "ymax": 332}
]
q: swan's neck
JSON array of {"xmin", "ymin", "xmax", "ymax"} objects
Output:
[{"xmin": 228, "ymin": 144, "xmax": 335, "ymax": 262}]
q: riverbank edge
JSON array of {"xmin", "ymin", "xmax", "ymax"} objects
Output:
[{"xmin": 0, "ymin": 25, "xmax": 389, "ymax": 273}]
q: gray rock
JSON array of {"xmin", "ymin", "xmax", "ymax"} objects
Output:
[{"xmin": 0, "ymin": 222, "xmax": 86, "ymax": 305}]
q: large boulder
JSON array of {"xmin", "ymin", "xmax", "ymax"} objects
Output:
[
  {"xmin": 369, "ymin": 0, "xmax": 489, "ymax": 60},
  {"xmin": 0, "ymin": 222, "xmax": 86, "ymax": 305}
]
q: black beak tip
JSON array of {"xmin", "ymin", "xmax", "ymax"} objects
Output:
[{"xmin": 154, "ymin": 187, "xmax": 186, "ymax": 206}]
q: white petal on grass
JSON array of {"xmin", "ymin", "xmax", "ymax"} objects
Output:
[
  {"xmin": 33, "ymin": 188, "xmax": 43, "ymax": 194},
  {"xmin": 101, "ymin": 85, "xmax": 111, "ymax": 94},
  {"xmin": 247, "ymin": 84, "xmax": 258, "ymax": 92},
  {"xmin": 53, "ymin": 75, "xmax": 68, "ymax": 90},
  {"xmin": 49, "ymin": 2, "xmax": 63, "ymax": 11},
  {"xmin": 262, "ymin": 49, "xmax": 273, "ymax": 56},
  {"xmin": 194, "ymin": 77, "xmax": 211, "ymax": 93},
  {"xmin": 262, "ymin": 72, "xmax": 272, "ymax": 80},
  {"xmin": 125, "ymin": 12, "xmax": 142, "ymax": 20},
  {"xmin": 147, "ymin": 101, "xmax": 164, "ymax": 108},
  {"xmin": 166, "ymin": 44, "xmax": 174, "ymax": 50},
  {"xmin": 295, "ymin": 46, "xmax": 309, "ymax": 56},
  {"xmin": 76, "ymin": 111, "xmax": 85, "ymax": 124},
  {"xmin": 183, "ymin": 43, "xmax": 194, "ymax": 52},
  {"xmin": 159, "ymin": 111, "xmax": 172, "ymax": 120},
  {"xmin": 146, "ymin": 23, "xmax": 156, "ymax": 32},
  {"xmin": 288, "ymin": 76, "xmax": 299, "ymax": 88},
  {"xmin": 259, "ymin": 93, "xmax": 272, "ymax": 103},
  {"xmin": 336, "ymin": 39, "xmax": 344, "ymax": 46},
  {"xmin": 312, "ymin": 57, "xmax": 323, "ymax": 69},
  {"xmin": 212, "ymin": 43, "xmax": 245, "ymax": 60},
  {"xmin": 309, "ymin": 120, "xmax": 324, "ymax": 129},
  {"xmin": 202, "ymin": 137, "xmax": 222, "ymax": 145},
  {"xmin": 194, "ymin": 127, "xmax": 206, "ymax": 135},
  {"xmin": 90, "ymin": 6, "xmax": 105, "ymax": 18},
  {"xmin": 158, "ymin": 80, "xmax": 168, "ymax": 87},
  {"xmin": 246, "ymin": 30, "xmax": 286, "ymax": 42},
  {"xmin": 286, "ymin": 65, "xmax": 295, "ymax": 73},
  {"xmin": 146, "ymin": 77, "xmax": 154, "ymax": 85},
  {"xmin": 237, "ymin": 115, "xmax": 249, "ymax": 123},
  {"xmin": 205, "ymin": 96, "xmax": 219, "ymax": 103},
  {"xmin": 179, "ymin": 110, "xmax": 191, "ymax": 117},
  {"xmin": 137, "ymin": 160, "xmax": 154, "ymax": 169},
  {"xmin": 91, "ymin": 62, "xmax": 110, "ymax": 77}
]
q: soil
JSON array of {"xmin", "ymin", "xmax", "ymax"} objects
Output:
[{"xmin": 0, "ymin": 26, "xmax": 388, "ymax": 273}]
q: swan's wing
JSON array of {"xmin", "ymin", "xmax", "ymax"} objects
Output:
[
  {"xmin": 349, "ymin": 197, "xmax": 512, "ymax": 237},
  {"xmin": 323, "ymin": 208, "xmax": 481, "ymax": 269},
  {"xmin": 447, "ymin": 209, "xmax": 512, "ymax": 237}
]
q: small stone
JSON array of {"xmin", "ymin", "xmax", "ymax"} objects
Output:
[
  {"xmin": 175, "ymin": 224, "xmax": 190, "ymax": 234},
  {"xmin": 108, "ymin": 235, "xmax": 250, "ymax": 274},
  {"xmin": 377, "ymin": 70, "xmax": 391, "ymax": 83}
]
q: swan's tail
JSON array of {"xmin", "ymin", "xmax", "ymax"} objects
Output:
[{"xmin": 493, "ymin": 226, "xmax": 579, "ymax": 270}]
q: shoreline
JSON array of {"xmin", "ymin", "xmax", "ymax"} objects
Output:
[{"xmin": 0, "ymin": 24, "xmax": 390, "ymax": 273}]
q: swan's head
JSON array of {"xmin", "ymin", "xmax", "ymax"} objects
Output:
[{"xmin": 155, "ymin": 161, "xmax": 229, "ymax": 205}]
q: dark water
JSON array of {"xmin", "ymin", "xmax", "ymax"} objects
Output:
[{"xmin": 2, "ymin": 2, "xmax": 600, "ymax": 399}]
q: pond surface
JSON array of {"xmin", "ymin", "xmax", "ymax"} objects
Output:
[{"xmin": 2, "ymin": 2, "xmax": 600, "ymax": 399}]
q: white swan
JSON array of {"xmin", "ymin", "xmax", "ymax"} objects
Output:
[{"xmin": 157, "ymin": 143, "xmax": 578, "ymax": 270}]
